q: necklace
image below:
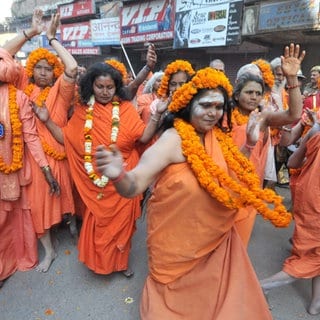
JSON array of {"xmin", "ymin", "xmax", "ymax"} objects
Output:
[
  {"xmin": 0, "ymin": 85, "xmax": 23, "ymax": 174},
  {"xmin": 174, "ymin": 118, "xmax": 291, "ymax": 227},
  {"xmin": 84, "ymin": 96, "xmax": 120, "ymax": 197}
]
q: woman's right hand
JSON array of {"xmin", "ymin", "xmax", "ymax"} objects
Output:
[{"xmin": 31, "ymin": 101, "xmax": 50, "ymax": 123}]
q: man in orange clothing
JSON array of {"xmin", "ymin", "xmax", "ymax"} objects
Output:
[{"xmin": 0, "ymin": 47, "xmax": 59, "ymax": 287}]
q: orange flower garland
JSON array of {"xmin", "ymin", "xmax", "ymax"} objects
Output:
[
  {"xmin": 231, "ymin": 107, "xmax": 249, "ymax": 126},
  {"xmin": 252, "ymin": 59, "xmax": 275, "ymax": 89},
  {"xmin": 157, "ymin": 60, "xmax": 195, "ymax": 98},
  {"xmin": 105, "ymin": 59, "xmax": 128, "ymax": 82},
  {"xmin": 174, "ymin": 118, "xmax": 291, "ymax": 227},
  {"xmin": 0, "ymin": 85, "xmax": 23, "ymax": 174},
  {"xmin": 84, "ymin": 95, "xmax": 120, "ymax": 192},
  {"xmin": 25, "ymin": 48, "xmax": 64, "ymax": 79},
  {"xmin": 168, "ymin": 67, "xmax": 233, "ymax": 113},
  {"xmin": 24, "ymin": 84, "xmax": 66, "ymax": 160}
]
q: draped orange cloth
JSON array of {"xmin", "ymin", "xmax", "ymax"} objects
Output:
[
  {"xmin": 231, "ymin": 123, "xmax": 270, "ymax": 246},
  {"xmin": 140, "ymin": 130, "xmax": 272, "ymax": 319},
  {"xmin": 136, "ymin": 93, "xmax": 156, "ymax": 124},
  {"xmin": 63, "ymin": 100, "xmax": 145, "ymax": 274},
  {"xmin": 22, "ymin": 76, "xmax": 75, "ymax": 236},
  {"xmin": 283, "ymin": 133, "xmax": 320, "ymax": 278},
  {"xmin": 0, "ymin": 84, "xmax": 49, "ymax": 281}
]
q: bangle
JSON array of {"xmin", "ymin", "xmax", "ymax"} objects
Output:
[
  {"xmin": 111, "ymin": 170, "xmax": 126, "ymax": 183},
  {"xmin": 144, "ymin": 65, "xmax": 152, "ymax": 72},
  {"xmin": 245, "ymin": 143, "xmax": 255, "ymax": 150},
  {"xmin": 48, "ymin": 37, "xmax": 58, "ymax": 46},
  {"xmin": 287, "ymin": 84, "xmax": 300, "ymax": 90},
  {"xmin": 23, "ymin": 30, "xmax": 32, "ymax": 42},
  {"xmin": 281, "ymin": 126, "xmax": 292, "ymax": 132},
  {"xmin": 150, "ymin": 115, "xmax": 160, "ymax": 122},
  {"xmin": 41, "ymin": 165, "xmax": 50, "ymax": 173}
]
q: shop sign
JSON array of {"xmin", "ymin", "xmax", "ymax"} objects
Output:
[
  {"xmin": 59, "ymin": 0, "xmax": 95, "ymax": 19},
  {"xmin": 67, "ymin": 47, "xmax": 101, "ymax": 55},
  {"xmin": 174, "ymin": 0, "xmax": 242, "ymax": 49},
  {"xmin": 60, "ymin": 22, "xmax": 91, "ymax": 41},
  {"xmin": 120, "ymin": 0, "xmax": 174, "ymax": 44},
  {"xmin": 258, "ymin": 0, "xmax": 320, "ymax": 31},
  {"xmin": 91, "ymin": 17, "xmax": 120, "ymax": 45}
]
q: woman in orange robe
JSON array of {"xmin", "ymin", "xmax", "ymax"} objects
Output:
[
  {"xmin": 95, "ymin": 67, "xmax": 294, "ymax": 319},
  {"xmin": 230, "ymin": 46, "xmax": 305, "ymax": 247},
  {"xmin": 33, "ymin": 59, "xmax": 165, "ymax": 277},
  {"xmin": 4, "ymin": 10, "xmax": 78, "ymax": 272},
  {"xmin": 0, "ymin": 48, "xmax": 59, "ymax": 286},
  {"xmin": 261, "ymin": 122, "xmax": 320, "ymax": 316}
]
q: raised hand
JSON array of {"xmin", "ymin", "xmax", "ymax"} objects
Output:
[
  {"xmin": 46, "ymin": 13, "xmax": 60, "ymax": 40},
  {"xmin": 145, "ymin": 43, "xmax": 157, "ymax": 70},
  {"xmin": 246, "ymin": 108, "xmax": 263, "ymax": 146},
  {"xmin": 281, "ymin": 43, "xmax": 306, "ymax": 77},
  {"xmin": 31, "ymin": 9, "xmax": 45, "ymax": 35}
]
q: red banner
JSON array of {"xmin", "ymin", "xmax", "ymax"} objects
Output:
[
  {"xmin": 59, "ymin": 0, "xmax": 95, "ymax": 19},
  {"xmin": 60, "ymin": 22, "xmax": 91, "ymax": 41},
  {"xmin": 67, "ymin": 47, "xmax": 101, "ymax": 55}
]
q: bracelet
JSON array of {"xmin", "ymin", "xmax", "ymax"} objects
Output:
[
  {"xmin": 48, "ymin": 37, "xmax": 58, "ymax": 46},
  {"xmin": 41, "ymin": 165, "xmax": 51, "ymax": 173},
  {"xmin": 150, "ymin": 115, "xmax": 160, "ymax": 122},
  {"xmin": 64, "ymin": 70, "xmax": 77, "ymax": 80},
  {"xmin": 244, "ymin": 142, "xmax": 255, "ymax": 150},
  {"xmin": 144, "ymin": 65, "xmax": 152, "ymax": 72},
  {"xmin": 286, "ymin": 84, "xmax": 300, "ymax": 90},
  {"xmin": 23, "ymin": 30, "xmax": 32, "ymax": 42},
  {"xmin": 281, "ymin": 126, "xmax": 292, "ymax": 132},
  {"xmin": 111, "ymin": 169, "xmax": 126, "ymax": 183}
]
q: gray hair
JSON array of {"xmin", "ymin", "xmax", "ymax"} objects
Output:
[
  {"xmin": 236, "ymin": 63, "xmax": 262, "ymax": 82},
  {"xmin": 270, "ymin": 57, "xmax": 281, "ymax": 71},
  {"xmin": 143, "ymin": 71, "xmax": 164, "ymax": 94}
]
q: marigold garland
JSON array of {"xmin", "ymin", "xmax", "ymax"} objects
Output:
[
  {"xmin": 26, "ymin": 48, "xmax": 64, "ymax": 79},
  {"xmin": 0, "ymin": 85, "xmax": 23, "ymax": 174},
  {"xmin": 168, "ymin": 67, "xmax": 233, "ymax": 113},
  {"xmin": 24, "ymin": 84, "xmax": 66, "ymax": 160},
  {"xmin": 84, "ymin": 95, "xmax": 120, "ymax": 189},
  {"xmin": 174, "ymin": 118, "xmax": 291, "ymax": 227},
  {"xmin": 252, "ymin": 59, "xmax": 275, "ymax": 89},
  {"xmin": 231, "ymin": 107, "xmax": 249, "ymax": 126},
  {"xmin": 157, "ymin": 60, "xmax": 195, "ymax": 98},
  {"xmin": 105, "ymin": 59, "xmax": 128, "ymax": 82}
]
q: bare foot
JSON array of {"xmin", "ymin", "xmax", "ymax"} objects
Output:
[
  {"xmin": 122, "ymin": 268, "xmax": 134, "ymax": 278},
  {"xmin": 308, "ymin": 300, "xmax": 320, "ymax": 315},
  {"xmin": 35, "ymin": 251, "xmax": 57, "ymax": 273},
  {"xmin": 260, "ymin": 271, "xmax": 296, "ymax": 291},
  {"xmin": 69, "ymin": 216, "xmax": 79, "ymax": 245}
]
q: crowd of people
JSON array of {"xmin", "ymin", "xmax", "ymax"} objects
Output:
[{"xmin": 2, "ymin": 8, "xmax": 320, "ymax": 319}]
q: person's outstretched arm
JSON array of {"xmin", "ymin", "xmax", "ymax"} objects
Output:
[
  {"xmin": 4, "ymin": 9, "xmax": 44, "ymax": 56},
  {"xmin": 46, "ymin": 13, "xmax": 78, "ymax": 81}
]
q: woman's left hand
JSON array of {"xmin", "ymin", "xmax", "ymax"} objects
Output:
[
  {"xmin": 145, "ymin": 43, "xmax": 157, "ymax": 70},
  {"xmin": 281, "ymin": 43, "xmax": 306, "ymax": 77},
  {"xmin": 46, "ymin": 13, "xmax": 60, "ymax": 40},
  {"xmin": 246, "ymin": 109, "xmax": 262, "ymax": 146}
]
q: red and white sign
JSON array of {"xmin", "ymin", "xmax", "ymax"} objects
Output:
[
  {"xmin": 61, "ymin": 22, "xmax": 91, "ymax": 41},
  {"xmin": 67, "ymin": 47, "xmax": 101, "ymax": 55},
  {"xmin": 59, "ymin": 0, "xmax": 95, "ymax": 19}
]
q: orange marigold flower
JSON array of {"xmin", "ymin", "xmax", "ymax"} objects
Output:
[
  {"xmin": 252, "ymin": 58, "xmax": 275, "ymax": 89},
  {"xmin": 26, "ymin": 48, "xmax": 64, "ymax": 79},
  {"xmin": 105, "ymin": 59, "xmax": 128, "ymax": 82}
]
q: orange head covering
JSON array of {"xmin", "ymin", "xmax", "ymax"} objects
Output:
[
  {"xmin": 105, "ymin": 59, "xmax": 128, "ymax": 83},
  {"xmin": 25, "ymin": 48, "xmax": 64, "ymax": 79}
]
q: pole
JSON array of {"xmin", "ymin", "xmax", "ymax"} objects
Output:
[{"xmin": 120, "ymin": 41, "xmax": 136, "ymax": 79}]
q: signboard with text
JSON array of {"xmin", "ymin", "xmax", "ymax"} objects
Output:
[
  {"xmin": 91, "ymin": 17, "xmax": 120, "ymax": 45},
  {"xmin": 120, "ymin": 0, "xmax": 175, "ymax": 44},
  {"xmin": 174, "ymin": 0, "xmax": 242, "ymax": 48},
  {"xmin": 60, "ymin": 22, "xmax": 91, "ymax": 41},
  {"xmin": 258, "ymin": 0, "xmax": 320, "ymax": 31},
  {"xmin": 59, "ymin": 0, "xmax": 95, "ymax": 20}
]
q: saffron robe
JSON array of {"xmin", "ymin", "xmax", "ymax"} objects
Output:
[
  {"xmin": 0, "ymin": 85, "xmax": 49, "ymax": 281},
  {"xmin": 231, "ymin": 122, "xmax": 270, "ymax": 247},
  {"xmin": 283, "ymin": 133, "xmax": 320, "ymax": 278},
  {"xmin": 140, "ymin": 130, "xmax": 272, "ymax": 319},
  {"xmin": 23, "ymin": 76, "xmax": 75, "ymax": 235},
  {"xmin": 63, "ymin": 100, "xmax": 145, "ymax": 274}
]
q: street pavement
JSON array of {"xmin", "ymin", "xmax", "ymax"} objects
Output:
[{"xmin": 0, "ymin": 186, "xmax": 317, "ymax": 320}]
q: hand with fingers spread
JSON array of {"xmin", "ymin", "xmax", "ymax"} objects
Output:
[
  {"xmin": 281, "ymin": 43, "xmax": 306, "ymax": 78},
  {"xmin": 46, "ymin": 13, "xmax": 60, "ymax": 40}
]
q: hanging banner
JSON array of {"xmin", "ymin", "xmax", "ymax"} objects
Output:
[
  {"xmin": 120, "ymin": 0, "xmax": 175, "ymax": 44},
  {"xmin": 59, "ymin": 0, "xmax": 95, "ymax": 20},
  {"xmin": 174, "ymin": 0, "xmax": 242, "ymax": 48}
]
